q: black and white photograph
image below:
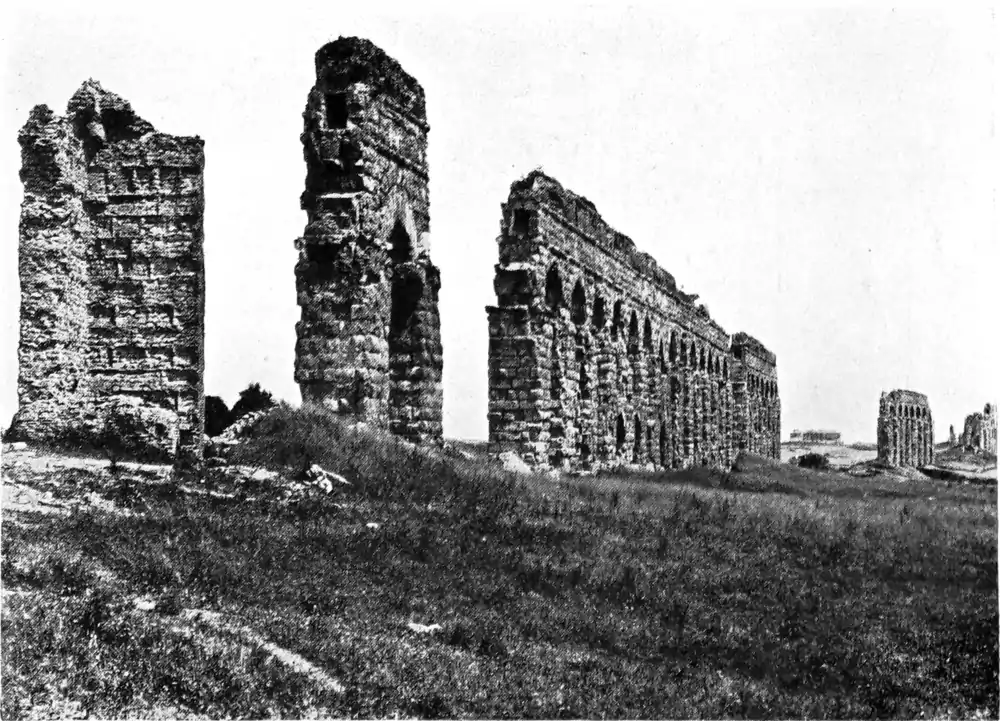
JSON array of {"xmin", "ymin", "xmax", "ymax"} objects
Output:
[{"xmin": 1, "ymin": 1, "xmax": 997, "ymax": 718}]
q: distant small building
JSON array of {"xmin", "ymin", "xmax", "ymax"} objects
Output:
[{"xmin": 789, "ymin": 429, "xmax": 841, "ymax": 444}]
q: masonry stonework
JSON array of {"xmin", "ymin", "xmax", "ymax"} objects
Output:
[
  {"xmin": 486, "ymin": 171, "xmax": 780, "ymax": 471},
  {"xmin": 294, "ymin": 38, "xmax": 443, "ymax": 443},
  {"xmin": 877, "ymin": 389, "xmax": 933, "ymax": 467},
  {"xmin": 962, "ymin": 403, "xmax": 997, "ymax": 454},
  {"xmin": 9, "ymin": 81, "xmax": 205, "ymax": 461}
]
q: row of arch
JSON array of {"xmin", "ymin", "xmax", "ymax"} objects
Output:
[{"xmin": 543, "ymin": 262, "xmax": 779, "ymax": 400}]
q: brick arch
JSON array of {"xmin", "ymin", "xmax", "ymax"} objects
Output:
[
  {"xmin": 545, "ymin": 262, "xmax": 564, "ymax": 311},
  {"xmin": 570, "ymin": 278, "xmax": 587, "ymax": 325},
  {"xmin": 592, "ymin": 292, "xmax": 607, "ymax": 331},
  {"xmin": 611, "ymin": 299, "xmax": 624, "ymax": 340}
]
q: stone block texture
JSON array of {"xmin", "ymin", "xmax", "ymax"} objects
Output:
[
  {"xmin": 962, "ymin": 402, "xmax": 997, "ymax": 454},
  {"xmin": 9, "ymin": 81, "xmax": 205, "ymax": 461},
  {"xmin": 877, "ymin": 389, "xmax": 933, "ymax": 467},
  {"xmin": 294, "ymin": 38, "xmax": 443, "ymax": 443},
  {"xmin": 486, "ymin": 171, "xmax": 780, "ymax": 471}
]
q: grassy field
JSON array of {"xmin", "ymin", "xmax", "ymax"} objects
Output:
[{"xmin": 2, "ymin": 404, "xmax": 997, "ymax": 719}]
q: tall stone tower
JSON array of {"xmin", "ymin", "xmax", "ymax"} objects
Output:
[
  {"xmin": 294, "ymin": 38, "xmax": 443, "ymax": 442},
  {"xmin": 877, "ymin": 389, "xmax": 934, "ymax": 467},
  {"xmin": 9, "ymin": 81, "xmax": 205, "ymax": 462}
]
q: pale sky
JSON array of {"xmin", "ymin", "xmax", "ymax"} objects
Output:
[{"xmin": 1, "ymin": 2, "xmax": 997, "ymax": 443}]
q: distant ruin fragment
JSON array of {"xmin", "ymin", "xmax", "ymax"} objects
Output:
[
  {"xmin": 486, "ymin": 171, "xmax": 780, "ymax": 471},
  {"xmin": 294, "ymin": 38, "xmax": 443, "ymax": 443},
  {"xmin": 789, "ymin": 429, "xmax": 842, "ymax": 444},
  {"xmin": 8, "ymin": 81, "xmax": 205, "ymax": 461},
  {"xmin": 876, "ymin": 390, "xmax": 933, "ymax": 467},
  {"xmin": 962, "ymin": 403, "xmax": 997, "ymax": 454}
]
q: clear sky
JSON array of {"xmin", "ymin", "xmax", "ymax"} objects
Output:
[{"xmin": 1, "ymin": 2, "xmax": 996, "ymax": 444}]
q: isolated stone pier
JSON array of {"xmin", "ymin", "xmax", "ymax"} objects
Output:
[
  {"xmin": 9, "ymin": 81, "xmax": 205, "ymax": 461},
  {"xmin": 293, "ymin": 38, "xmax": 443, "ymax": 443},
  {"xmin": 877, "ymin": 389, "xmax": 933, "ymax": 467}
]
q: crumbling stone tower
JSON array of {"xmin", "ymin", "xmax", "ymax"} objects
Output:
[
  {"xmin": 9, "ymin": 81, "xmax": 205, "ymax": 461},
  {"xmin": 877, "ymin": 389, "xmax": 933, "ymax": 467},
  {"xmin": 294, "ymin": 38, "xmax": 443, "ymax": 442},
  {"xmin": 486, "ymin": 170, "xmax": 780, "ymax": 471},
  {"xmin": 962, "ymin": 402, "xmax": 997, "ymax": 454}
]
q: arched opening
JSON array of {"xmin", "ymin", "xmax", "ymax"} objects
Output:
[
  {"xmin": 577, "ymin": 347, "xmax": 591, "ymax": 401},
  {"xmin": 659, "ymin": 422, "xmax": 667, "ymax": 469},
  {"xmin": 659, "ymin": 341, "xmax": 666, "ymax": 373},
  {"xmin": 616, "ymin": 414, "xmax": 626, "ymax": 455},
  {"xmin": 643, "ymin": 317, "xmax": 653, "ymax": 351},
  {"xmin": 722, "ymin": 360, "xmax": 727, "ymax": 379},
  {"xmin": 699, "ymin": 348, "xmax": 706, "ymax": 371},
  {"xmin": 633, "ymin": 415, "xmax": 642, "ymax": 462},
  {"xmin": 671, "ymin": 377, "xmax": 680, "ymax": 403},
  {"xmin": 646, "ymin": 425, "xmax": 654, "ymax": 464},
  {"xmin": 550, "ymin": 331, "xmax": 561, "ymax": 400},
  {"xmin": 545, "ymin": 264, "xmax": 563, "ymax": 311},
  {"xmin": 689, "ymin": 344, "xmax": 697, "ymax": 369},
  {"xmin": 627, "ymin": 311, "xmax": 639, "ymax": 350},
  {"xmin": 669, "ymin": 332, "xmax": 677, "ymax": 363},
  {"xmin": 571, "ymin": 280, "xmax": 587, "ymax": 325},
  {"xmin": 390, "ymin": 274, "xmax": 424, "ymax": 334},
  {"xmin": 592, "ymin": 295, "xmax": 606, "ymax": 331},
  {"xmin": 388, "ymin": 220, "xmax": 413, "ymax": 263},
  {"xmin": 680, "ymin": 340, "xmax": 688, "ymax": 367},
  {"xmin": 611, "ymin": 301, "xmax": 623, "ymax": 340}
]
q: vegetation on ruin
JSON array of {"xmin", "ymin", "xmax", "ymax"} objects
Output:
[{"xmin": 3, "ymin": 404, "xmax": 997, "ymax": 719}]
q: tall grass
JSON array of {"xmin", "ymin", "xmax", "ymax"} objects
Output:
[{"xmin": 3, "ymin": 404, "xmax": 997, "ymax": 719}]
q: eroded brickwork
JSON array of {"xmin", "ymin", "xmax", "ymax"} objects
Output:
[
  {"xmin": 294, "ymin": 38, "xmax": 443, "ymax": 443},
  {"xmin": 486, "ymin": 171, "xmax": 780, "ymax": 470},
  {"xmin": 877, "ymin": 389, "xmax": 933, "ymax": 467},
  {"xmin": 9, "ymin": 81, "xmax": 206, "ymax": 461},
  {"xmin": 962, "ymin": 403, "xmax": 997, "ymax": 454}
]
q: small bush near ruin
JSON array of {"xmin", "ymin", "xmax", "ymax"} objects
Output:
[
  {"xmin": 797, "ymin": 452, "xmax": 830, "ymax": 470},
  {"xmin": 2, "ymin": 407, "xmax": 996, "ymax": 719}
]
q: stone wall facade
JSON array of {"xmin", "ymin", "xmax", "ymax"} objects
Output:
[
  {"xmin": 294, "ymin": 38, "xmax": 443, "ymax": 443},
  {"xmin": 486, "ymin": 171, "xmax": 780, "ymax": 470},
  {"xmin": 789, "ymin": 429, "xmax": 841, "ymax": 444},
  {"xmin": 962, "ymin": 403, "xmax": 997, "ymax": 454},
  {"xmin": 876, "ymin": 389, "xmax": 933, "ymax": 467},
  {"xmin": 9, "ymin": 81, "xmax": 205, "ymax": 461}
]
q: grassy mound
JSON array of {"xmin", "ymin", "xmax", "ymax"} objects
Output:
[{"xmin": 3, "ymin": 404, "xmax": 997, "ymax": 718}]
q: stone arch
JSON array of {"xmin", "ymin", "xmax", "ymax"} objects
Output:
[
  {"xmin": 643, "ymin": 317, "xmax": 653, "ymax": 351},
  {"xmin": 615, "ymin": 413, "xmax": 626, "ymax": 455},
  {"xmin": 688, "ymin": 342, "xmax": 697, "ymax": 369},
  {"xmin": 388, "ymin": 219, "xmax": 413, "ymax": 263},
  {"xmin": 669, "ymin": 332, "xmax": 677, "ymax": 363},
  {"xmin": 545, "ymin": 263, "xmax": 563, "ymax": 311},
  {"xmin": 592, "ymin": 294, "xmax": 607, "ymax": 331},
  {"xmin": 570, "ymin": 279, "xmax": 587, "ymax": 325},
  {"xmin": 628, "ymin": 311, "xmax": 639, "ymax": 349},
  {"xmin": 699, "ymin": 347, "xmax": 706, "ymax": 372},
  {"xmin": 611, "ymin": 300, "xmax": 623, "ymax": 340},
  {"xmin": 722, "ymin": 359, "xmax": 728, "ymax": 379},
  {"xmin": 659, "ymin": 340, "xmax": 666, "ymax": 373},
  {"xmin": 633, "ymin": 414, "xmax": 642, "ymax": 462},
  {"xmin": 659, "ymin": 421, "xmax": 667, "ymax": 469}
]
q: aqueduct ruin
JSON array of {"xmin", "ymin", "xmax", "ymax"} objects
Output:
[
  {"xmin": 293, "ymin": 38, "xmax": 444, "ymax": 443},
  {"xmin": 962, "ymin": 402, "xmax": 997, "ymax": 454},
  {"xmin": 876, "ymin": 389, "xmax": 934, "ymax": 467},
  {"xmin": 9, "ymin": 81, "xmax": 205, "ymax": 461},
  {"xmin": 486, "ymin": 171, "xmax": 780, "ymax": 470}
]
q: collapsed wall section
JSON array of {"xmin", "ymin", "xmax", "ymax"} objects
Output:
[
  {"xmin": 9, "ymin": 81, "xmax": 205, "ymax": 461},
  {"xmin": 877, "ymin": 389, "xmax": 933, "ymax": 467},
  {"xmin": 487, "ymin": 170, "xmax": 780, "ymax": 471},
  {"xmin": 962, "ymin": 403, "xmax": 997, "ymax": 454},
  {"xmin": 294, "ymin": 37, "xmax": 443, "ymax": 442}
]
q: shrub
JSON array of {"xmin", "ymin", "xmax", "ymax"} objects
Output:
[
  {"xmin": 204, "ymin": 395, "xmax": 233, "ymax": 437},
  {"xmin": 230, "ymin": 383, "xmax": 276, "ymax": 423},
  {"xmin": 797, "ymin": 453, "xmax": 830, "ymax": 470}
]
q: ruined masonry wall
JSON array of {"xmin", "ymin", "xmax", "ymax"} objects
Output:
[
  {"xmin": 962, "ymin": 403, "xmax": 997, "ymax": 454},
  {"xmin": 487, "ymin": 170, "xmax": 780, "ymax": 470},
  {"xmin": 294, "ymin": 38, "xmax": 443, "ymax": 443},
  {"xmin": 877, "ymin": 389, "xmax": 933, "ymax": 467},
  {"xmin": 10, "ymin": 81, "xmax": 205, "ymax": 461}
]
